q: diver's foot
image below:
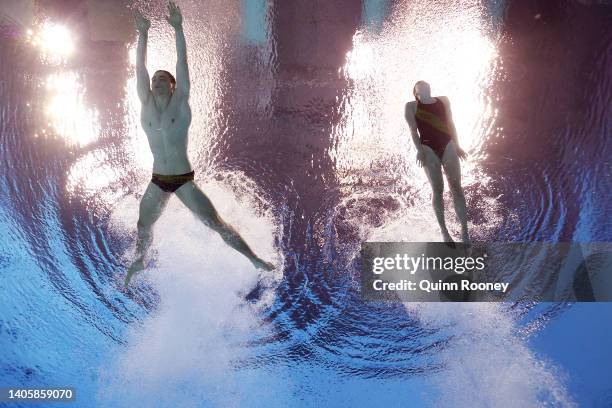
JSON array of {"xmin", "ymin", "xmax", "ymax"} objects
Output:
[
  {"xmin": 252, "ymin": 258, "xmax": 275, "ymax": 272},
  {"xmin": 124, "ymin": 258, "xmax": 145, "ymax": 288}
]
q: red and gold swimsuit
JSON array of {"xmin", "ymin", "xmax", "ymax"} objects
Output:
[{"xmin": 415, "ymin": 97, "xmax": 452, "ymax": 160}]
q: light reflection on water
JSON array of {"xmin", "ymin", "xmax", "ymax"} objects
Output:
[
  {"xmin": 338, "ymin": 1, "xmax": 498, "ymax": 190},
  {"xmin": 2, "ymin": 0, "xmax": 610, "ymax": 406},
  {"xmin": 26, "ymin": 21, "xmax": 74, "ymax": 64},
  {"xmin": 44, "ymin": 71, "xmax": 100, "ymax": 147},
  {"xmin": 332, "ymin": 1, "xmax": 503, "ymax": 247},
  {"xmin": 25, "ymin": 22, "xmax": 100, "ymax": 148}
]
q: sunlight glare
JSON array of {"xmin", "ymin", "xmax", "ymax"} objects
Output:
[
  {"xmin": 337, "ymin": 7, "xmax": 498, "ymax": 189},
  {"xmin": 28, "ymin": 21, "xmax": 74, "ymax": 63},
  {"xmin": 44, "ymin": 72, "xmax": 100, "ymax": 146}
]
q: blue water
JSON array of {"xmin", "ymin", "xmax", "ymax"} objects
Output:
[{"xmin": 1, "ymin": 1, "xmax": 611, "ymax": 407}]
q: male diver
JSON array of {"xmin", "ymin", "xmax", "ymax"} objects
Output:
[
  {"xmin": 125, "ymin": 2, "xmax": 274, "ymax": 287},
  {"xmin": 404, "ymin": 80, "xmax": 470, "ymax": 246}
]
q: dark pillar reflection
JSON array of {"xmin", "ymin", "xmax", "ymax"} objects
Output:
[
  {"xmin": 272, "ymin": 0, "xmax": 361, "ymax": 325},
  {"xmin": 484, "ymin": 0, "xmax": 612, "ymax": 242},
  {"xmin": 224, "ymin": 1, "xmax": 362, "ymax": 328},
  {"xmin": 271, "ymin": 0, "xmax": 361, "ymax": 218}
]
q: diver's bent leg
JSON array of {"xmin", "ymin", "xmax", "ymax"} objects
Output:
[
  {"xmin": 175, "ymin": 182, "xmax": 274, "ymax": 270},
  {"xmin": 134, "ymin": 182, "xmax": 170, "ymax": 260},
  {"xmin": 442, "ymin": 142, "xmax": 469, "ymax": 245},
  {"xmin": 133, "ymin": 220, "xmax": 152, "ymax": 262},
  {"xmin": 422, "ymin": 146, "xmax": 452, "ymax": 242},
  {"xmin": 125, "ymin": 182, "xmax": 170, "ymax": 286},
  {"xmin": 450, "ymin": 187, "xmax": 468, "ymax": 244}
]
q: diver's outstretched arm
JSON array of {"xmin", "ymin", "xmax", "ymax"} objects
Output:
[
  {"xmin": 134, "ymin": 10, "xmax": 151, "ymax": 103},
  {"xmin": 166, "ymin": 1, "xmax": 190, "ymax": 97}
]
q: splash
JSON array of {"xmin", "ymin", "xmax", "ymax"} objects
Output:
[
  {"xmin": 367, "ymin": 215, "xmax": 576, "ymax": 407},
  {"xmin": 98, "ymin": 180, "xmax": 280, "ymax": 407}
]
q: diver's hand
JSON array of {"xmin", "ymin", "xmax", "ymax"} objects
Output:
[
  {"xmin": 165, "ymin": 1, "xmax": 183, "ymax": 28},
  {"xmin": 134, "ymin": 10, "xmax": 150, "ymax": 33},
  {"xmin": 456, "ymin": 146, "xmax": 468, "ymax": 161},
  {"xmin": 416, "ymin": 150, "xmax": 426, "ymax": 168}
]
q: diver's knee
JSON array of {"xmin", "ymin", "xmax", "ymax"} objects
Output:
[
  {"xmin": 198, "ymin": 211, "xmax": 221, "ymax": 229},
  {"xmin": 449, "ymin": 183, "xmax": 464, "ymax": 198},
  {"xmin": 137, "ymin": 218, "xmax": 153, "ymax": 230}
]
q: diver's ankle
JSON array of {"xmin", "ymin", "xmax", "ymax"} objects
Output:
[
  {"xmin": 461, "ymin": 230, "xmax": 470, "ymax": 245},
  {"xmin": 252, "ymin": 257, "xmax": 274, "ymax": 271}
]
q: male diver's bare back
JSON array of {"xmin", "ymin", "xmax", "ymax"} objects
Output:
[{"xmin": 140, "ymin": 92, "xmax": 193, "ymax": 175}]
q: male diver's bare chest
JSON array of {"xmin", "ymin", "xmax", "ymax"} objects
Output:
[{"xmin": 141, "ymin": 102, "xmax": 181, "ymax": 130}]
